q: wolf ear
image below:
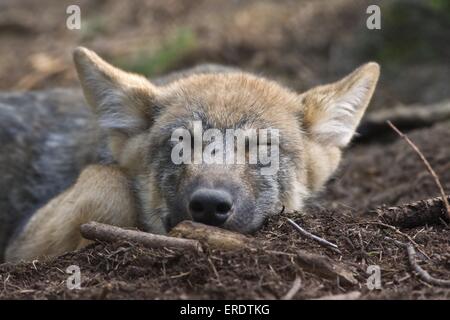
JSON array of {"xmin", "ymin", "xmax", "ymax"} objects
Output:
[
  {"xmin": 300, "ymin": 63, "xmax": 380, "ymax": 148},
  {"xmin": 73, "ymin": 47, "xmax": 157, "ymax": 136}
]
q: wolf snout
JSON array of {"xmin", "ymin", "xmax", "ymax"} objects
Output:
[{"xmin": 188, "ymin": 188, "xmax": 233, "ymax": 226}]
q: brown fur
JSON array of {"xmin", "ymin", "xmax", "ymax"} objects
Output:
[{"xmin": 5, "ymin": 165, "xmax": 137, "ymax": 261}]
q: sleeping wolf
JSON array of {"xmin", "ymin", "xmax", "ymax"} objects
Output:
[{"xmin": 0, "ymin": 47, "xmax": 379, "ymax": 262}]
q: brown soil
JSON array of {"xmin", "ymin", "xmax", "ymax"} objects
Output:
[{"xmin": 1, "ymin": 122, "xmax": 449, "ymax": 300}]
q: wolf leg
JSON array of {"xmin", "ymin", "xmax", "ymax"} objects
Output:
[{"xmin": 5, "ymin": 165, "xmax": 137, "ymax": 262}]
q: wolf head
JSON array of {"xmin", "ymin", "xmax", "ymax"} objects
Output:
[{"xmin": 73, "ymin": 47, "xmax": 379, "ymax": 234}]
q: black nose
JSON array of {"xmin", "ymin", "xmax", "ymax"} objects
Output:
[{"xmin": 188, "ymin": 188, "xmax": 233, "ymax": 226}]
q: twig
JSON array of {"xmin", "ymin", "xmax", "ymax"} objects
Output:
[
  {"xmin": 405, "ymin": 244, "xmax": 450, "ymax": 287},
  {"xmin": 387, "ymin": 121, "xmax": 450, "ymax": 220},
  {"xmin": 281, "ymin": 277, "xmax": 302, "ymax": 300},
  {"xmin": 207, "ymin": 257, "xmax": 221, "ymax": 284},
  {"xmin": 375, "ymin": 195, "xmax": 450, "ymax": 228},
  {"xmin": 80, "ymin": 222, "xmax": 203, "ymax": 253},
  {"xmin": 287, "ymin": 218, "xmax": 341, "ymax": 253},
  {"xmin": 388, "ymin": 238, "xmax": 450, "ymax": 288},
  {"xmin": 169, "ymin": 220, "xmax": 257, "ymax": 251}
]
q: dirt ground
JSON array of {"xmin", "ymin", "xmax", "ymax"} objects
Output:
[{"xmin": 0, "ymin": 0, "xmax": 449, "ymax": 299}]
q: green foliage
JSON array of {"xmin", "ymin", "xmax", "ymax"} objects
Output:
[{"xmin": 116, "ymin": 29, "xmax": 198, "ymax": 77}]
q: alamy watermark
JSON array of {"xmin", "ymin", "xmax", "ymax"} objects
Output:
[
  {"xmin": 170, "ymin": 121, "xmax": 280, "ymax": 175},
  {"xmin": 366, "ymin": 5, "xmax": 381, "ymax": 30},
  {"xmin": 66, "ymin": 265, "xmax": 81, "ymax": 290},
  {"xmin": 366, "ymin": 265, "xmax": 382, "ymax": 290},
  {"xmin": 66, "ymin": 5, "xmax": 81, "ymax": 30}
]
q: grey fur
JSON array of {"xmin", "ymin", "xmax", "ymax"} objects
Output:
[{"xmin": 0, "ymin": 89, "xmax": 112, "ymax": 260}]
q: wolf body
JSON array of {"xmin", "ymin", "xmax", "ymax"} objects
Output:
[{"xmin": 0, "ymin": 48, "xmax": 379, "ymax": 262}]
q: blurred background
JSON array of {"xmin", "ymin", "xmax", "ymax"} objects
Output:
[{"xmin": 0, "ymin": 0, "xmax": 448, "ymax": 111}]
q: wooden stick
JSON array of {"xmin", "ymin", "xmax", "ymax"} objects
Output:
[
  {"xmin": 375, "ymin": 195, "xmax": 450, "ymax": 228},
  {"xmin": 387, "ymin": 121, "xmax": 450, "ymax": 220},
  {"xmin": 169, "ymin": 220, "xmax": 257, "ymax": 250},
  {"xmin": 286, "ymin": 218, "xmax": 341, "ymax": 253},
  {"xmin": 405, "ymin": 243, "xmax": 450, "ymax": 288},
  {"xmin": 388, "ymin": 238, "xmax": 450, "ymax": 288},
  {"xmin": 80, "ymin": 222, "xmax": 203, "ymax": 253},
  {"xmin": 281, "ymin": 277, "xmax": 302, "ymax": 300}
]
